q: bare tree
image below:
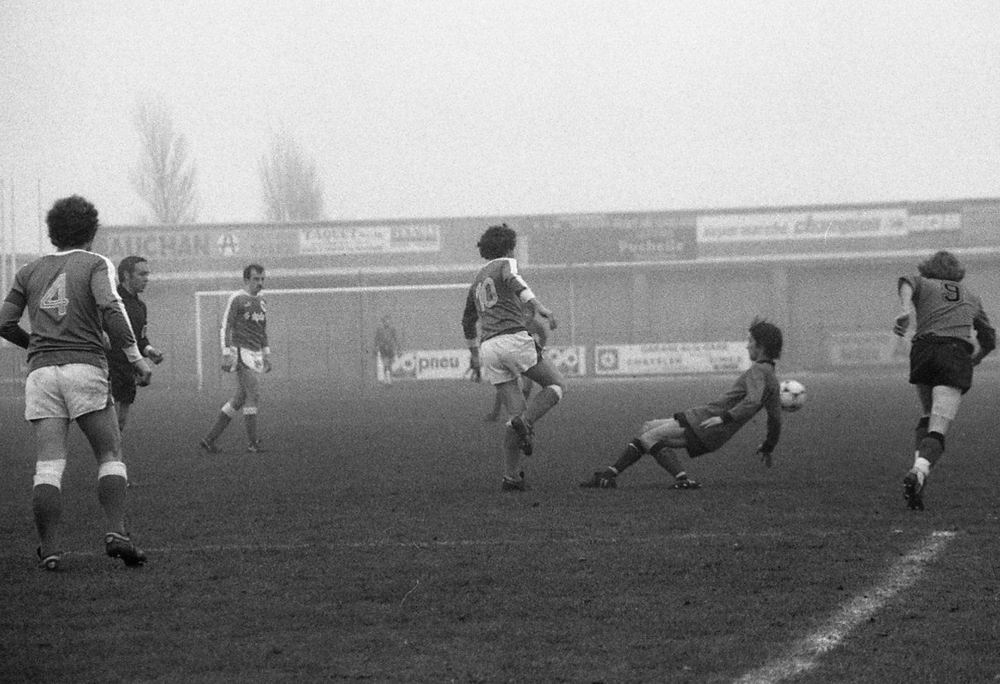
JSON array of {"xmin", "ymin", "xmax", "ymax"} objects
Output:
[
  {"xmin": 259, "ymin": 131, "xmax": 324, "ymax": 221},
  {"xmin": 130, "ymin": 96, "xmax": 198, "ymax": 224}
]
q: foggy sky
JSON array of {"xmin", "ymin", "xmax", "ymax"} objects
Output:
[{"xmin": 2, "ymin": 0, "xmax": 999, "ymax": 251}]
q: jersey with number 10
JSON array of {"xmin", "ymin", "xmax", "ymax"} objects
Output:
[
  {"xmin": 4, "ymin": 250, "xmax": 137, "ymax": 372},
  {"xmin": 463, "ymin": 257, "xmax": 532, "ymax": 343}
]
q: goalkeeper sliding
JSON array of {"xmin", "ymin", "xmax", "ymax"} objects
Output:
[{"xmin": 461, "ymin": 223, "xmax": 567, "ymax": 491}]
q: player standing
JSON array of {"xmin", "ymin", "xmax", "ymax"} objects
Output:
[
  {"xmin": 580, "ymin": 318, "xmax": 783, "ymax": 490},
  {"xmin": 107, "ymin": 256, "xmax": 164, "ymax": 432},
  {"xmin": 200, "ymin": 263, "xmax": 271, "ymax": 454},
  {"xmin": 0, "ymin": 195, "xmax": 152, "ymax": 570},
  {"xmin": 893, "ymin": 250, "xmax": 995, "ymax": 510},
  {"xmin": 461, "ymin": 223, "xmax": 566, "ymax": 491},
  {"xmin": 373, "ymin": 314, "xmax": 401, "ymax": 385}
]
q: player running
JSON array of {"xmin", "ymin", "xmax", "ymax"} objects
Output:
[
  {"xmin": 200, "ymin": 263, "xmax": 271, "ymax": 454},
  {"xmin": 893, "ymin": 250, "xmax": 995, "ymax": 510},
  {"xmin": 462, "ymin": 223, "xmax": 566, "ymax": 491},
  {"xmin": 580, "ymin": 318, "xmax": 783, "ymax": 490},
  {"xmin": 483, "ymin": 306, "xmax": 548, "ymax": 422},
  {"xmin": 0, "ymin": 195, "xmax": 152, "ymax": 570}
]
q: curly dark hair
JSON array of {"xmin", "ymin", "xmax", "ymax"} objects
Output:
[
  {"xmin": 917, "ymin": 250, "xmax": 965, "ymax": 282},
  {"xmin": 476, "ymin": 223, "xmax": 517, "ymax": 260},
  {"xmin": 749, "ymin": 317, "xmax": 783, "ymax": 360},
  {"xmin": 46, "ymin": 195, "xmax": 100, "ymax": 249}
]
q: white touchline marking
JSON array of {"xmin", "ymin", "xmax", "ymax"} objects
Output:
[
  {"xmin": 734, "ymin": 530, "xmax": 956, "ymax": 684},
  {"xmin": 0, "ymin": 530, "xmax": 860, "ymax": 560}
]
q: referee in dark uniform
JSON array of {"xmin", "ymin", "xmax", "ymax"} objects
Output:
[{"xmin": 108, "ymin": 256, "xmax": 164, "ymax": 432}]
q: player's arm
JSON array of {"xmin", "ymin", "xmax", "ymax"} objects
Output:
[
  {"xmin": 133, "ymin": 301, "xmax": 164, "ymax": 364},
  {"xmin": 758, "ymin": 401, "xmax": 782, "ymax": 468},
  {"xmin": 0, "ymin": 292, "xmax": 29, "ymax": 349},
  {"xmin": 972, "ymin": 306, "xmax": 996, "ymax": 365},
  {"xmin": 219, "ymin": 292, "xmax": 239, "ymax": 371},
  {"xmin": 262, "ymin": 322, "xmax": 271, "ymax": 373},
  {"xmin": 461, "ymin": 288, "xmax": 481, "ymax": 379},
  {"xmin": 95, "ymin": 264, "xmax": 151, "ymax": 384},
  {"xmin": 0, "ymin": 270, "xmax": 30, "ymax": 348},
  {"xmin": 893, "ymin": 277, "xmax": 916, "ymax": 336}
]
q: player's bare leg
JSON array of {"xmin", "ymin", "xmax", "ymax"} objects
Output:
[
  {"xmin": 641, "ymin": 420, "xmax": 700, "ymax": 489},
  {"xmin": 520, "ymin": 359, "xmax": 565, "ymax": 428},
  {"xmin": 31, "ymin": 418, "xmax": 70, "ymax": 565},
  {"xmin": 77, "ymin": 405, "xmax": 129, "ymax": 534},
  {"xmin": 114, "ymin": 401, "xmax": 131, "ymax": 432},
  {"xmin": 906, "ymin": 384, "xmax": 960, "ymax": 509},
  {"xmin": 79, "ymin": 406, "xmax": 146, "ymax": 566},
  {"xmin": 498, "ymin": 379, "xmax": 528, "ymax": 489},
  {"xmin": 241, "ymin": 367, "xmax": 263, "ymax": 450}
]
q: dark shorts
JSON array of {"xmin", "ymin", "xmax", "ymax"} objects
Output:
[
  {"xmin": 909, "ymin": 336, "xmax": 974, "ymax": 393},
  {"xmin": 673, "ymin": 412, "xmax": 711, "ymax": 458},
  {"xmin": 108, "ymin": 361, "xmax": 136, "ymax": 405}
]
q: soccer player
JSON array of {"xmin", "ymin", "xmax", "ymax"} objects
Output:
[
  {"xmin": 893, "ymin": 250, "xmax": 995, "ymax": 510},
  {"xmin": 200, "ymin": 263, "xmax": 271, "ymax": 454},
  {"xmin": 580, "ymin": 318, "xmax": 783, "ymax": 490},
  {"xmin": 483, "ymin": 308, "xmax": 548, "ymax": 422},
  {"xmin": 373, "ymin": 314, "xmax": 401, "ymax": 385},
  {"xmin": 107, "ymin": 255, "xmax": 165, "ymax": 432},
  {"xmin": 0, "ymin": 195, "xmax": 152, "ymax": 570},
  {"xmin": 461, "ymin": 223, "xmax": 566, "ymax": 491}
]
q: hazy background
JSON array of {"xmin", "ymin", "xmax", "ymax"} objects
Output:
[{"xmin": 2, "ymin": 0, "xmax": 999, "ymax": 250}]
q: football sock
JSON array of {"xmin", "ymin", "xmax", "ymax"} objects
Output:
[
  {"xmin": 912, "ymin": 457, "xmax": 931, "ymax": 484},
  {"xmin": 32, "ymin": 484, "xmax": 62, "ymax": 555},
  {"xmin": 917, "ymin": 432, "xmax": 945, "ymax": 467},
  {"xmin": 205, "ymin": 413, "xmax": 232, "ymax": 444},
  {"xmin": 244, "ymin": 411, "xmax": 259, "ymax": 444},
  {"xmin": 650, "ymin": 442, "xmax": 684, "ymax": 477},
  {"xmin": 503, "ymin": 425, "xmax": 522, "ymax": 480},
  {"xmin": 524, "ymin": 385, "xmax": 563, "ymax": 425},
  {"xmin": 611, "ymin": 440, "xmax": 645, "ymax": 473},
  {"xmin": 913, "ymin": 416, "xmax": 929, "ymax": 458},
  {"xmin": 97, "ymin": 461, "xmax": 129, "ymax": 535}
]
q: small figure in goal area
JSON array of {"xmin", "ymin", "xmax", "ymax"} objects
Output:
[
  {"xmin": 893, "ymin": 250, "xmax": 995, "ymax": 511},
  {"xmin": 200, "ymin": 263, "xmax": 271, "ymax": 454},
  {"xmin": 373, "ymin": 314, "xmax": 401, "ymax": 385},
  {"xmin": 580, "ymin": 318, "xmax": 783, "ymax": 491},
  {"xmin": 462, "ymin": 223, "xmax": 566, "ymax": 491},
  {"xmin": 0, "ymin": 195, "xmax": 152, "ymax": 570},
  {"xmin": 107, "ymin": 256, "xmax": 165, "ymax": 434},
  {"xmin": 483, "ymin": 305, "xmax": 548, "ymax": 422}
]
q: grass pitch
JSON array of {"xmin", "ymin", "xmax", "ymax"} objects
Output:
[{"xmin": 1, "ymin": 371, "xmax": 999, "ymax": 682}]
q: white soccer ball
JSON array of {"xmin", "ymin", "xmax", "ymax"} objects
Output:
[{"xmin": 779, "ymin": 379, "xmax": 807, "ymax": 412}]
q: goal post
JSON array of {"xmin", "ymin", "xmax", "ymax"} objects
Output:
[{"xmin": 194, "ymin": 283, "xmax": 471, "ymax": 390}]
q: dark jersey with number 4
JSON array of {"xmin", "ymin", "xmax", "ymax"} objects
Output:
[{"xmin": 2, "ymin": 250, "xmax": 137, "ymax": 372}]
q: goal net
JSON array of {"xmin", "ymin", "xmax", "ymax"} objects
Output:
[{"xmin": 194, "ymin": 283, "xmax": 472, "ymax": 391}]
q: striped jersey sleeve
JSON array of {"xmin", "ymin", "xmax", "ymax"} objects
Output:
[{"xmin": 220, "ymin": 290, "xmax": 268, "ymax": 352}]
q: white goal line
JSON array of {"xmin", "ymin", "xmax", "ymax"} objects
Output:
[{"xmin": 193, "ymin": 283, "xmax": 470, "ymax": 389}]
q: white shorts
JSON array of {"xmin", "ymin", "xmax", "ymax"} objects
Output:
[
  {"xmin": 240, "ymin": 348, "xmax": 266, "ymax": 373},
  {"xmin": 480, "ymin": 331, "xmax": 538, "ymax": 385},
  {"xmin": 25, "ymin": 363, "xmax": 111, "ymax": 421}
]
